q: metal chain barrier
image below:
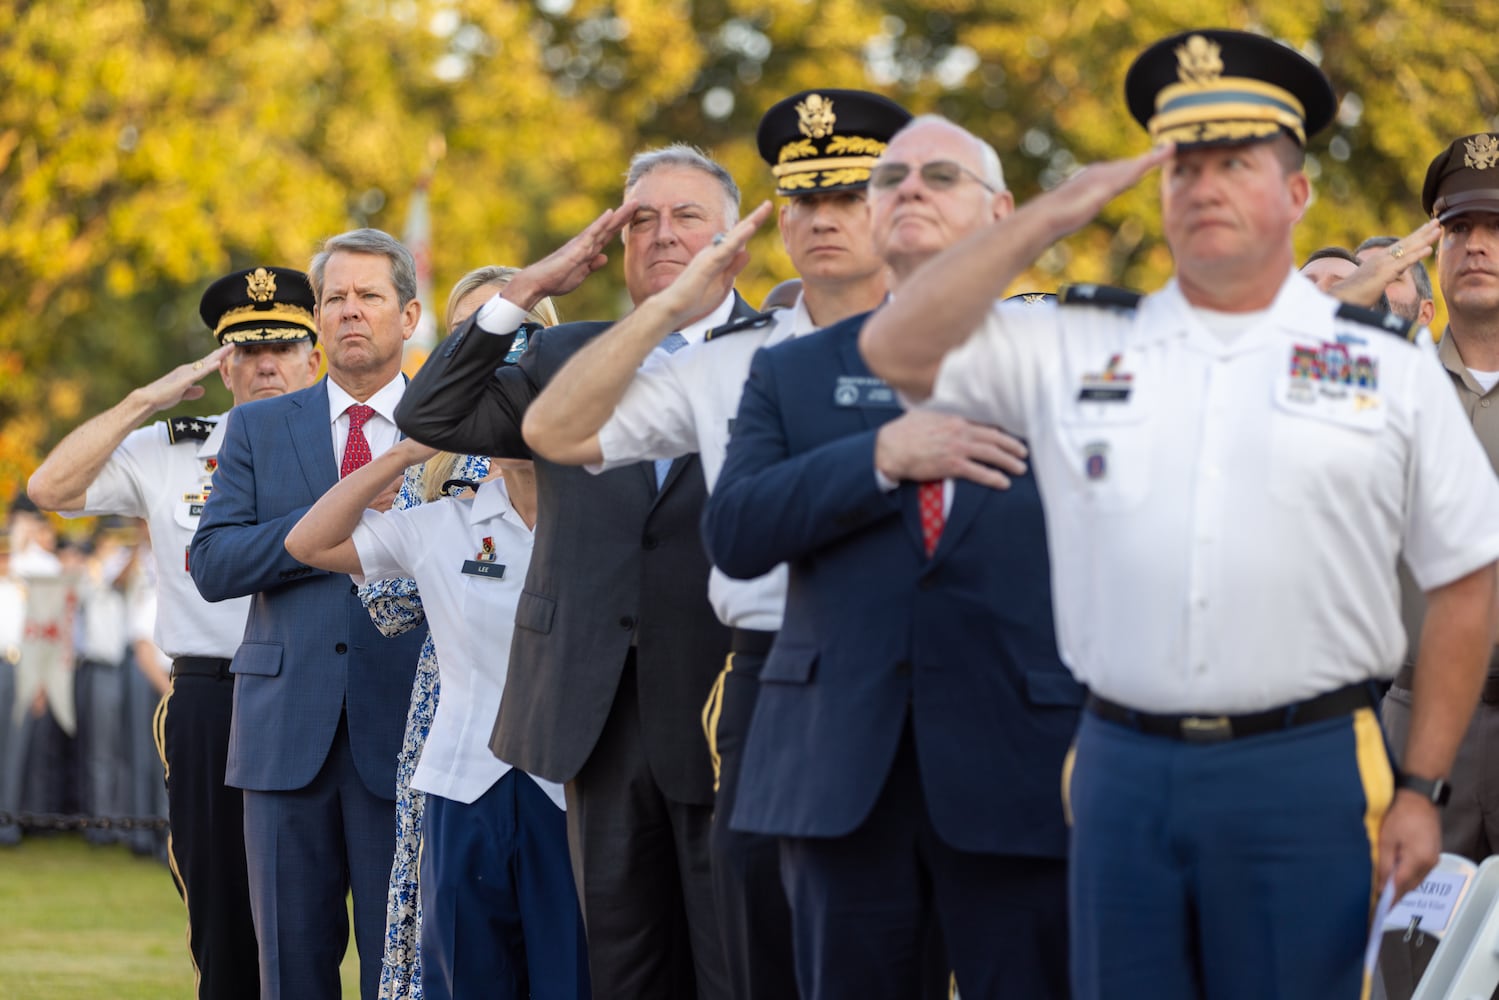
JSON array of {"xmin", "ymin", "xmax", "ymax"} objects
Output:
[{"xmin": 0, "ymin": 811, "xmax": 169, "ymax": 832}]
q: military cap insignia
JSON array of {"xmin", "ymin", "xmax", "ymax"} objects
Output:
[
  {"xmin": 245, "ymin": 267, "xmax": 277, "ymax": 303},
  {"xmin": 1175, "ymin": 35, "xmax": 1223, "ymax": 85},
  {"xmin": 796, "ymin": 94, "xmax": 837, "ymax": 139},
  {"xmin": 1464, "ymin": 135, "xmax": 1499, "ymax": 171},
  {"xmin": 201, "ymin": 266, "xmax": 317, "ymax": 346},
  {"xmin": 1128, "ymin": 29, "xmax": 1334, "ymax": 151},
  {"xmin": 760, "ymin": 89, "xmax": 911, "ymax": 196}
]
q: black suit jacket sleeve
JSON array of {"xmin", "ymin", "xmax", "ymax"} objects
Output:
[{"xmin": 394, "ymin": 314, "xmax": 536, "ymax": 458}]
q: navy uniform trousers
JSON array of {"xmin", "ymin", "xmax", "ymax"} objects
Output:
[
  {"xmin": 706, "ymin": 635, "xmax": 955, "ymax": 1000},
  {"xmin": 1067, "ymin": 702, "xmax": 1393, "ymax": 1000},
  {"xmin": 420, "ymin": 770, "xmax": 590, "ymax": 1000}
]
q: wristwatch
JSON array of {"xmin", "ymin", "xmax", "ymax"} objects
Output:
[{"xmin": 1396, "ymin": 772, "xmax": 1452, "ymax": 807}]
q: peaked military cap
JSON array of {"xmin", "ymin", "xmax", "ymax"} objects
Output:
[
  {"xmin": 199, "ymin": 266, "xmax": 318, "ymax": 346},
  {"xmin": 757, "ymin": 89, "xmax": 912, "ymax": 196},
  {"xmin": 1125, "ymin": 29, "xmax": 1335, "ymax": 150},
  {"xmin": 1423, "ymin": 134, "xmax": 1499, "ymax": 222}
]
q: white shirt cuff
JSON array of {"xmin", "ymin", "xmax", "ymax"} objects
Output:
[{"xmin": 476, "ymin": 295, "xmax": 531, "ymax": 335}]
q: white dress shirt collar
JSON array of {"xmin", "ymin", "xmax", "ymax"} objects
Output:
[{"xmin": 327, "ymin": 373, "xmax": 406, "ymax": 428}]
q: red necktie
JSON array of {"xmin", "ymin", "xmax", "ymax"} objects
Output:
[
  {"xmin": 341, "ymin": 404, "xmax": 375, "ymax": 478},
  {"xmin": 919, "ymin": 480, "xmax": 944, "ymax": 557}
]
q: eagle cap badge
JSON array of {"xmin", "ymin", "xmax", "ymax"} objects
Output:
[
  {"xmin": 245, "ymin": 267, "xmax": 277, "ymax": 303},
  {"xmin": 1464, "ymin": 134, "xmax": 1499, "ymax": 170},
  {"xmin": 796, "ymin": 94, "xmax": 837, "ymax": 139},
  {"xmin": 1175, "ymin": 35, "xmax": 1224, "ymax": 86}
]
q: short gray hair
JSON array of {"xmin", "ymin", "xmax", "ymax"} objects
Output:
[
  {"xmin": 309, "ymin": 228, "xmax": 418, "ymax": 307},
  {"xmin": 1356, "ymin": 235, "xmax": 1435, "ymax": 303},
  {"xmin": 896, "ymin": 114, "xmax": 1007, "ymax": 192},
  {"xmin": 624, "ymin": 144, "xmax": 740, "ymax": 226}
]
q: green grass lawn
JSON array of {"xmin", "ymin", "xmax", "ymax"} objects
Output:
[{"xmin": 0, "ymin": 833, "xmax": 360, "ymax": 999}]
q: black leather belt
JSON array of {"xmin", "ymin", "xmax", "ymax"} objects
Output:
[
  {"xmin": 171, "ymin": 656, "xmax": 233, "ymax": 680},
  {"xmin": 730, "ymin": 628, "xmax": 777, "ymax": 657},
  {"xmin": 1087, "ymin": 681, "xmax": 1377, "ymax": 743}
]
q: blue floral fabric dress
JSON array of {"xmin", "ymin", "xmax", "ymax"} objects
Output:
[{"xmin": 359, "ymin": 454, "xmax": 490, "ymax": 1000}]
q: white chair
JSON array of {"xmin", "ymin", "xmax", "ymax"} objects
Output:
[{"xmin": 1405, "ymin": 853, "xmax": 1499, "ymax": 999}]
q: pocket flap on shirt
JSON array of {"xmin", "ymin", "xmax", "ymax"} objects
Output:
[
  {"xmin": 231, "ymin": 642, "xmax": 283, "ymax": 677},
  {"xmin": 1026, "ymin": 669, "xmax": 1085, "ymax": 707},
  {"xmin": 760, "ymin": 646, "xmax": 817, "ymax": 685},
  {"xmin": 515, "ymin": 590, "xmax": 556, "ymax": 635}
]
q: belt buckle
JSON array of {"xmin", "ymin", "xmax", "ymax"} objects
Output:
[{"xmin": 1179, "ymin": 715, "xmax": 1233, "ymax": 743}]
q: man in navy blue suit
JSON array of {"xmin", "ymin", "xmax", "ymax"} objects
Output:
[
  {"xmin": 703, "ymin": 115, "xmax": 1079, "ymax": 999},
  {"xmin": 190, "ymin": 229, "xmax": 427, "ymax": 1000}
]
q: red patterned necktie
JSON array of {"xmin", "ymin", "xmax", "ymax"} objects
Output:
[
  {"xmin": 919, "ymin": 480, "xmax": 944, "ymax": 556},
  {"xmin": 340, "ymin": 404, "xmax": 375, "ymax": 478}
]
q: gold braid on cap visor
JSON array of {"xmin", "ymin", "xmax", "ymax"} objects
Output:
[
  {"xmin": 214, "ymin": 303, "xmax": 316, "ymax": 340},
  {"xmin": 1149, "ymin": 77, "xmax": 1308, "ymax": 147}
]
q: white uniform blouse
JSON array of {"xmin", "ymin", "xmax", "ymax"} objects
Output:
[{"xmin": 352, "ymin": 477, "xmax": 565, "ymax": 808}]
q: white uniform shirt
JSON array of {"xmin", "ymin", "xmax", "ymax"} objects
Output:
[
  {"xmin": 71, "ymin": 416, "xmax": 250, "ymax": 659},
  {"xmin": 590, "ymin": 297, "xmax": 818, "ymax": 631},
  {"xmin": 927, "ymin": 272, "xmax": 1499, "ymax": 713},
  {"xmin": 351, "ymin": 478, "xmax": 565, "ymax": 808}
]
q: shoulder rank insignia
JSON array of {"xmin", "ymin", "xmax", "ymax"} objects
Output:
[
  {"xmin": 1059, "ymin": 283, "xmax": 1144, "ymax": 312},
  {"xmin": 166, "ymin": 416, "xmax": 218, "ymax": 444},
  {"xmin": 705, "ymin": 312, "xmax": 776, "ymax": 342},
  {"xmin": 1335, "ymin": 303, "xmax": 1417, "ymax": 343},
  {"xmin": 1005, "ymin": 291, "xmax": 1057, "ymax": 306}
]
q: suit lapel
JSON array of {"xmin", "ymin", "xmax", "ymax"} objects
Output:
[{"xmin": 288, "ymin": 378, "xmax": 338, "ymax": 499}]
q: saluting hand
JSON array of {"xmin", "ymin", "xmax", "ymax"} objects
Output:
[
  {"xmin": 503, "ymin": 202, "xmax": 641, "ymax": 310},
  {"xmin": 1030, "ymin": 144, "xmax": 1176, "ymax": 241},
  {"xmin": 134, "ymin": 345, "xmax": 233, "ymax": 412},
  {"xmin": 1328, "ymin": 220, "xmax": 1441, "ymax": 310},
  {"xmin": 651, "ymin": 200, "xmax": 774, "ymax": 330}
]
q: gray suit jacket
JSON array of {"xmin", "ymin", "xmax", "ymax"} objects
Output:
[{"xmin": 395, "ymin": 303, "xmax": 750, "ymax": 804}]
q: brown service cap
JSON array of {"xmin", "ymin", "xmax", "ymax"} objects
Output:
[{"xmin": 1423, "ymin": 134, "xmax": 1499, "ymax": 222}]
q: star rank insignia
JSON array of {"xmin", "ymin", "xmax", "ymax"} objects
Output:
[{"xmin": 166, "ymin": 416, "xmax": 216, "ymax": 444}]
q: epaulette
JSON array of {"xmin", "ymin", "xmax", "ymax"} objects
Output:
[
  {"xmin": 1059, "ymin": 284, "xmax": 1144, "ymax": 311},
  {"xmin": 1335, "ymin": 303, "xmax": 1417, "ymax": 343},
  {"xmin": 166, "ymin": 416, "xmax": 217, "ymax": 444},
  {"xmin": 1004, "ymin": 291, "xmax": 1058, "ymax": 306},
  {"xmin": 705, "ymin": 311, "xmax": 776, "ymax": 342}
]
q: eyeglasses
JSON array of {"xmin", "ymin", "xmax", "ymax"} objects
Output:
[{"xmin": 868, "ymin": 160, "xmax": 996, "ymax": 193}]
